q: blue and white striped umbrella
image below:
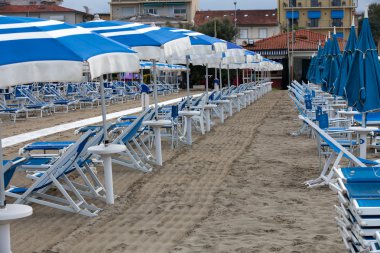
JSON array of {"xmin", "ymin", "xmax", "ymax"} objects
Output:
[
  {"xmin": 168, "ymin": 28, "xmax": 227, "ymax": 64},
  {"xmin": 0, "ymin": 16, "xmax": 140, "ymax": 208},
  {"xmin": 77, "ymin": 20, "xmax": 191, "ymax": 61},
  {"xmin": 0, "ymin": 16, "xmax": 139, "ymax": 88}
]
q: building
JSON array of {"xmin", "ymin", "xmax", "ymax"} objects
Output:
[
  {"xmin": 245, "ymin": 29, "xmax": 345, "ymax": 88},
  {"xmin": 0, "ymin": 4, "xmax": 89, "ymax": 24},
  {"xmin": 0, "ymin": 0, "xmax": 63, "ymax": 5},
  {"xmin": 110, "ymin": 0, "xmax": 199, "ymax": 25},
  {"xmin": 277, "ymin": 0, "xmax": 357, "ymax": 40},
  {"xmin": 194, "ymin": 9, "xmax": 280, "ymax": 46}
]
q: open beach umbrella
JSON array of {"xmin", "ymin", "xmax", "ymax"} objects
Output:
[
  {"xmin": 321, "ymin": 30, "xmax": 341, "ymax": 93},
  {"xmin": 0, "ymin": 16, "xmax": 139, "ymax": 205},
  {"xmin": 167, "ymin": 29, "xmax": 227, "ymax": 105},
  {"xmin": 345, "ymin": 11, "xmax": 380, "ymax": 113},
  {"xmin": 0, "ymin": 15, "xmax": 139, "ymax": 252},
  {"xmin": 78, "ymin": 20, "xmax": 192, "ymax": 119},
  {"xmin": 333, "ymin": 20, "xmax": 357, "ymax": 97}
]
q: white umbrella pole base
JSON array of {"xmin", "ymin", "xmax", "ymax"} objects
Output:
[
  {"xmin": 103, "ymin": 155, "xmax": 114, "ymax": 205},
  {"xmin": 141, "ymin": 93, "xmax": 149, "ymax": 110},
  {"xmin": 88, "ymin": 144, "xmax": 126, "ymax": 205},
  {"xmin": 154, "ymin": 128, "xmax": 163, "ymax": 166},
  {"xmin": 0, "ymin": 204, "xmax": 33, "ymax": 253},
  {"xmin": 359, "ymin": 132, "xmax": 368, "ymax": 159},
  {"xmin": 205, "ymin": 109, "xmax": 211, "ymax": 132},
  {"xmin": 186, "ymin": 117, "xmax": 192, "ymax": 145}
]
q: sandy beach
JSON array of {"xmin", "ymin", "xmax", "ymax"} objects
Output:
[{"xmin": 6, "ymin": 90, "xmax": 345, "ymax": 252}]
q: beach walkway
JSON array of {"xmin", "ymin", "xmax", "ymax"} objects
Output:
[{"xmin": 11, "ymin": 90, "xmax": 344, "ymax": 252}]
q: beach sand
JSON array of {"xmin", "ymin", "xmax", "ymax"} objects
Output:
[{"xmin": 7, "ymin": 90, "xmax": 345, "ymax": 252}]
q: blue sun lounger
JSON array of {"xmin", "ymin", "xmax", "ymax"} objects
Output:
[{"xmin": 5, "ymin": 131, "xmax": 101, "ymax": 216}]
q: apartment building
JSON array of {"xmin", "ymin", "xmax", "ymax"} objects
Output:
[
  {"xmin": 110, "ymin": 0, "xmax": 199, "ymax": 25},
  {"xmin": 277, "ymin": 0, "xmax": 357, "ymax": 39},
  {"xmin": 194, "ymin": 9, "xmax": 280, "ymax": 46}
]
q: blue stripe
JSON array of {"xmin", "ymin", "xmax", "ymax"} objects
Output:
[
  {"xmin": 0, "ymin": 23, "xmax": 74, "ymax": 34},
  {"xmin": 0, "ymin": 34, "xmax": 135, "ymax": 65}
]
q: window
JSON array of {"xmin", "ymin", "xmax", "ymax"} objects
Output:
[
  {"xmin": 289, "ymin": 19, "xmax": 298, "ymax": 27},
  {"xmin": 332, "ymin": 0, "xmax": 342, "ymax": 6},
  {"xmin": 259, "ymin": 28, "xmax": 268, "ymax": 39},
  {"xmin": 49, "ymin": 15, "xmax": 65, "ymax": 21},
  {"xmin": 289, "ymin": 0, "xmax": 296, "ymax": 7},
  {"xmin": 239, "ymin": 29, "xmax": 248, "ymax": 39},
  {"xmin": 121, "ymin": 7, "xmax": 136, "ymax": 17},
  {"xmin": 145, "ymin": 8, "xmax": 158, "ymax": 15},
  {"xmin": 309, "ymin": 18, "xmax": 319, "ymax": 27},
  {"xmin": 332, "ymin": 18, "xmax": 343, "ymax": 27},
  {"xmin": 310, "ymin": 0, "xmax": 319, "ymax": 7},
  {"xmin": 174, "ymin": 8, "xmax": 186, "ymax": 15}
]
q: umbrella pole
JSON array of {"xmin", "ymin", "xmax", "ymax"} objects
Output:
[
  {"xmin": 363, "ymin": 112, "xmax": 367, "ymax": 128},
  {"xmin": 0, "ymin": 123, "xmax": 5, "ymax": 208},
  {"xmin": 99, "ymin": 76, "xmax": 109, "ymax": 145},
  {"xmin": 219, "ymin": 63, "xmax": 222, "ymax": 88},
  {"xmin": 227, "ymin": 64, "xmax": 230, "ymax": 89},
  {"xmin": 153, "ymin": 60, "xmax": 159, "ymax": 119},
  {"xmin": 186, "ymin": 56, "xmax": 190, "ymax": 108},
  {"xmin": 205, "ymin": 64, "xmax": 209, "ymax": 103},
  {"xmin": 236, "ymin": 69, "xmax": 239, "ymax": 86},
  {"xmin": 140, "ymin": 69, "xmax": 143, "ymax": 83}
]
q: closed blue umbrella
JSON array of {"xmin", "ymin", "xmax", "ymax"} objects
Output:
[
  {"xmin": 306, "ymin": 54, "xmax": 315, "ymax": 81},
  {"xmin": 311, "ymin": 42, "xmax": 323, "ymax": 84},
  {"xmin": 321, "ymin": 31, "xmax": 341, "ymax": 93},
  {"xmin": 333, "ymin": 20, "xmax": 357, "ymax": 96},
  {"xmin": 345, "ymin": 13, "xmax": 380, "ymax": 113},
  {"xmin": 317, "ymin": 37, "xmax": 330, "ymax": 86}
]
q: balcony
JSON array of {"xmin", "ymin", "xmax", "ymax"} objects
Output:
[{"xmin": 282, "ymin": 0, "xmax": 356, "ymax": 9}]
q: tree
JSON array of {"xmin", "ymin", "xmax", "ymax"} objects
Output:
[
  {"xmin": 196, "ymin": 18, "xmax": 236, "ymax": 42},
  {"xmin": 358, "ymin": 3, "xmax": 380, "ymax": 47}
]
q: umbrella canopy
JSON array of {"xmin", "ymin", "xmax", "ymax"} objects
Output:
[
  {"xmin": 333, "ymin": 22, "xmax": 357, "ymax": 96},
  {"xmin": 0, "ymin": 16, "xmax": 140, "ymax": 207},
  {"xmin": 77, "ymin": 20, "xmax": 191, "ymax": 61},
  {"xmin": 345, "ymin": 13, "xmax": 380, "ymax": 112},
  {"xmin": 167, "ymin": 29, "xmax": 227, "ymax": 64},
  {"xmin": 321, "ymin": 32, "xmax": 341, "ymax": 93},
  {"xmin": 0, "ymin": 17, "xmax": 139, "ymax": 88}
]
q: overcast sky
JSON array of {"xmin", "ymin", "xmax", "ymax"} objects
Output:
[{"xmin": 62, "ymin": 0, "xmax": 376, "ymax": 14}]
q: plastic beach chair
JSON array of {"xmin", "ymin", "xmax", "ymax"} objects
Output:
[
  {"xmin": 299, "ymin": 115, "xmax": 376, "ymax": 187},
  {"xmin": 5, "ymin": 131, "xmax": 101, "ymax": 216}
]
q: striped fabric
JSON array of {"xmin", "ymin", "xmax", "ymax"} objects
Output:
[
  {"xmin": 168, "ymin": 28, "xmax": 227, "ymax": 65},
  {"xmin": 77, "ymin": 20, "xmax": 191, "ymax": 61},
  {"xmin": 0, "ymin": 16, "xmax": 139, "ymax": 88}
]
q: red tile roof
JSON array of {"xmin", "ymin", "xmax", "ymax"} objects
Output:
[
  {"xmin": 245, "ymin": 29, "xmax": 345, "ymax": 52},
  {"xmin": 194, "ymin": 9, "xmax": 278, "ymax": 27},
  {"xmin": 0, "ymin": 4, "xmax": 85, "ymax": 14}
]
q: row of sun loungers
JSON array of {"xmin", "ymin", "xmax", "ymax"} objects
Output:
[
  {"xmin": 289, "ymin": 80, "xmax": 380, "ymax": 252},
  {"xmin": 2, "ymin": 80, "xmax": 272, "ymax": 217},
  {"xmin": 0, "ymin": 80, "xmax": 179, "ymax": 122}
]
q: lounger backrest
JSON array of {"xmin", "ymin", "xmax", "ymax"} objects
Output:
[
  {"xmin": 299, "ymin": 115, "xmax": 365, "ymax": 167},
  {"xmin": 113, "ymin": 108, "xmax": 151, "ymax": 144},
  {"xmin": 29, "ymin": 131, "xmax": 94, "ymax": 191}
]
